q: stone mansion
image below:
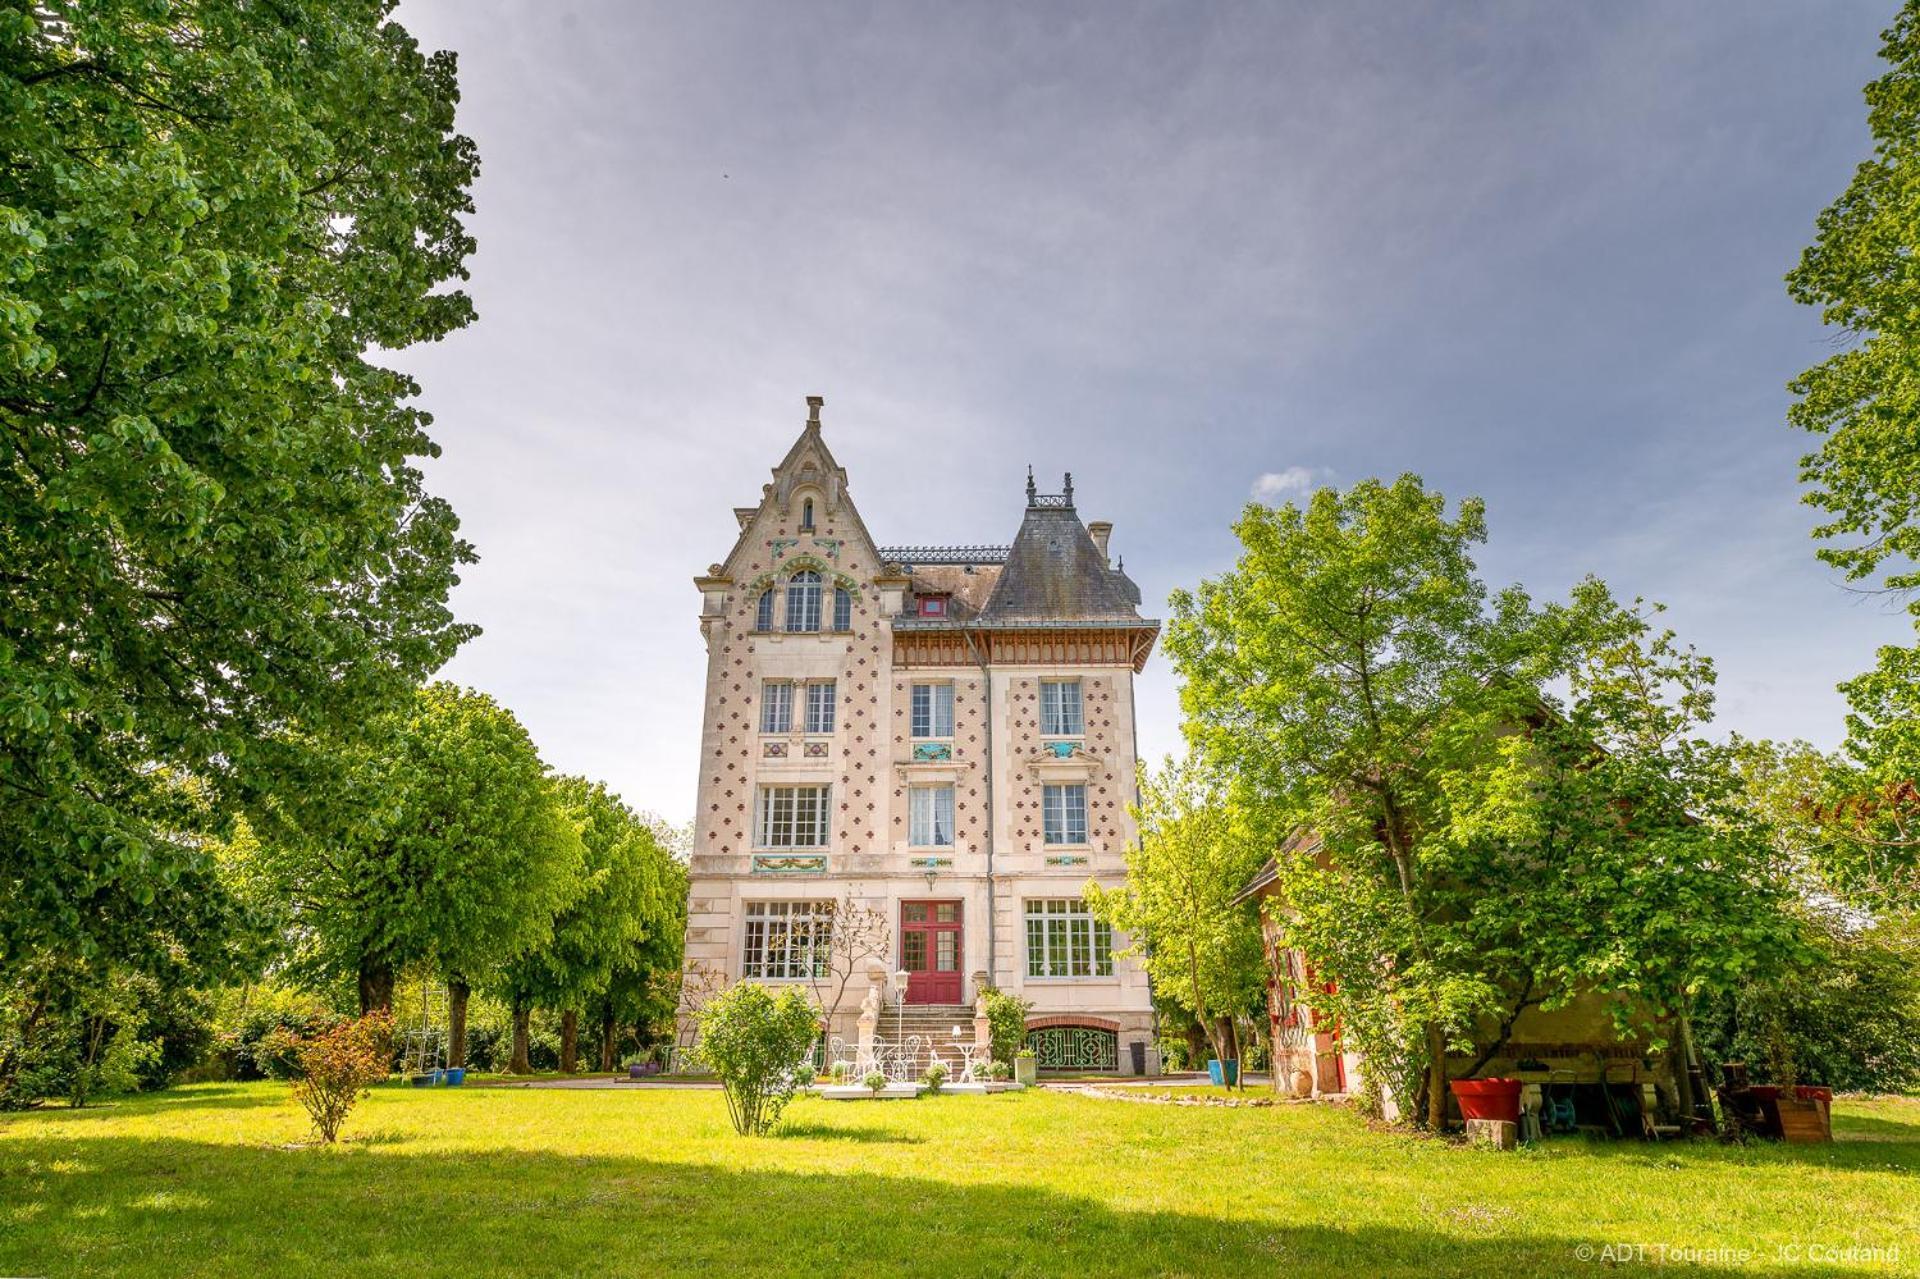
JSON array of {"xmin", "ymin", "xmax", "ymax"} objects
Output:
[{"xmin": 680, "ymin": 398, "xmax": 1160, "ymax": 1073}]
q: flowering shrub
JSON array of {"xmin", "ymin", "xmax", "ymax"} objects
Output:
[{"xmin": 268, "ymin": 1013, "xmax": 393, "ymax": 1143}]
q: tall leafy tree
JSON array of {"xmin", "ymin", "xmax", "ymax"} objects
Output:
[
  {"xmin": 260, "ymin": 684, "xmax": 583, "ymax": 1015},
  {"xmin": 1167, "ymin": 476, "xmax": 1568, "ymax": 1125},
  {"xmin": 1085, "ymin": 756, "xmax": 1267, "ymax": 1086},
  {"xmin": 1437, "ymin": 603, "xmax": 1798, "ymax": 1118},
  {"xmin": 0, "ymin": 4, "xmax": 478, "ymax": 984},
  {"xmin": 587, "ymin": 853, "xmax": 687, "ymax": 1073},
  {"xmin": 1787, "ymin": 1, "xmax": 1920, "ymax": 784},
  {"xmin": 1174, "ymin": 478, "xmax": 1799, "ymax": 1126},
  {"xmin": 491, "ymin": 777, "xmax": 671, "ymax": 1073}
]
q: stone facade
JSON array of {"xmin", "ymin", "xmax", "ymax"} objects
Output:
[{"xmin": 680, "ymin": 398, "xmax": 1160, "ymax": 1071}]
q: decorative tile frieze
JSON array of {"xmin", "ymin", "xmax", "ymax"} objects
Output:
[
  {"xmin": 751, "ymin": 854, "xmax": 827, "ymax": 875},
  {"xmin": 763, "ymin": 741, "xmax": 788, "ymax": 758},
  {"xmin": 912, "ymin": 741, "xmax": 953, "ymax": 762},
  {"xmin": 1045, "ymin": 854, "xmax": 1090, "ymax": 867}
]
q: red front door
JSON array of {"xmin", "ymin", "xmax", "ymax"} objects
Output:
[{"xmin": 901, "ymin": 901, "xmax": 963, "ymax": 1004}]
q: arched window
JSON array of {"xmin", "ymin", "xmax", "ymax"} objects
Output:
[
  {"xmin": 801, "ymin": 498, "xmax": 815, "ymax": 531},
  {"xmin": 784, "ymin": 570, "xmax": 821, "ymax": 632},
  {"xmin": 833, "ymin": 587, "xmax": 852, "ymax": 631},
  {"xmin": 755, "ymin": 589, "xmax": 774, "ymax": 631}
]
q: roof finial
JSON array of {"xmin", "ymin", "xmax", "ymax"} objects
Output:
[
  {"xmin": 805, "ymin": 395, "xmax": 824, "ymax": 428},
  {"xmin": 1025, "ymin": 465, "xmax": 1037, "ymax": 506},
  {"xmin": 1063, "ymin": 472, "xmax": 1074, "ymax": 506}
]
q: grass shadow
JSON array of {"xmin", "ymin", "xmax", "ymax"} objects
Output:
[
  {"xmin": 0, "ymin": 1083, "xmax": 287, "ymax": 1123},
  {"xmin": 0, "ymin": 1131, "xmax": 1837, "ymax": 1279}
]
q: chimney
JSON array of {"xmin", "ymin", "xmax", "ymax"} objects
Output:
[{"xmin": 1088, "ymin": 521, "xmax": 1113, "ymax": 566}]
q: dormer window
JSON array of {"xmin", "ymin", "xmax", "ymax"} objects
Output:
[
  {"xmin": 801, "ymin": 498, "xmax": 815, "ymax": 531},
  {"xmin": 785, "ymin": 570, "xmax": 821, "ymax": 632},
  {"xmin": 918, "ymin": 595, "xmax": 948, "ymax": 618}
]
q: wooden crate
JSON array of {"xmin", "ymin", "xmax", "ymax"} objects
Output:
[{"xmin": 1775, "ymin": 1097, "xmax": 1832, "ymax": 1144}]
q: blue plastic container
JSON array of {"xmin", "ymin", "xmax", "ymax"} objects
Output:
[
  {"xmin": 442, "ymin": 1067, "xmax": 465, "ymax": 1086},
  {"xmin": 1207, "ymin": 1059, "xmax": 1240, "ymax": 1086}
]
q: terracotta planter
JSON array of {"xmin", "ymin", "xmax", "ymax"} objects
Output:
[
  {"xmin": 1449, "ymin": 1077, "xmax": 1523, "ymax": 1125},
  {"xmin": 1290, "ymin": 1068, "xmax": 1314, "ymax": 1099}
]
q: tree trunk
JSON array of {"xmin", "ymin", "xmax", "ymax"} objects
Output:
[
  {"xmin": 560, "ymin": 1009, "xmax": 579, "ymax": 1073},
  {"xmin": 598, "ymin": 1010, "xmax": 618, "ymax": 1073},
  {"xmin": 358, "ymin": 957, "xmax": 395, "ymax": 1016},
  {"xmin": 509, "ymin": 1001, "xmax": 532, "ymax": 1074},
  {"xmin": 1379, "ymin": 800, "xmax": 1447, "ymax": 1132},
  {"xmin": 1674, "ymin": 1008, "xmax": 1704, "ymax": 1130},
  {"xmin": 448, "ymin": 977, "xmax": 470, "ymax": 1069},
  {"xmin": 1425, "ymin": 1023, "xmax": 1449, "ymax": 1131},
  {"xmin": 1183, "ymin": 1019, "xmax": 1208, "ymax": 1068}
]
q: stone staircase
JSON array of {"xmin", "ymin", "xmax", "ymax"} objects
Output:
[{"xmin": 872, "ymin": 1003, "xmax": 979, "ymax": 1072}]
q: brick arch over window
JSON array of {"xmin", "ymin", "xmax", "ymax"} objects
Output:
[{"xmin": 1026, "ymin": 1014, "xmax": 1120, "ymax": 1033}]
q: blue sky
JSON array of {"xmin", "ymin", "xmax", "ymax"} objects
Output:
[{"xmin": 395, "ymin": 0, "xmax": 1910, "ymax": 823}]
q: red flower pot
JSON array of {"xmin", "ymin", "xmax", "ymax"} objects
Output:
[{"xmin": 1450, "ymin": 1077, "xmax": 1523, "ymax": 1125}]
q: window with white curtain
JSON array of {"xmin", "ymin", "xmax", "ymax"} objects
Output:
[
  {"xmin": 760, "ymin": 681, "xmax": 793, "ymax": 734},
  {"xmin": 911, "ymin": 683, "xmax": 953, "ymax": 738},
  {"xmin": 1042, "ymin": 783, "xmax": 1087, "ymax": 845},
  {"xmin": 1040, "ymin": 680, "xmax": 1083, "ymax": 735},
  {"xmin": 805, "ymin": 681, "xmax": 837, "ymax": 734},
  {"xmin": 909, "ymin": 785, "xmax": 955, "ymax": 847},
  {"xmin": 785, "ymin": 571, "xmax": 822, "ymax": 632}
]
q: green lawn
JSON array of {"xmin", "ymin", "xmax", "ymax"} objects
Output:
[{"xmin": 2, "ymin": 1084, "xmax": 1915, "ymax": 1277}]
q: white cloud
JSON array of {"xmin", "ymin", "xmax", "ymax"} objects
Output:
[{"xmin": 1251, "ymin": 466, "xmax": 1332, "ymax": 502}]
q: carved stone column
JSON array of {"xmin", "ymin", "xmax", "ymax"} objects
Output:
[{"xmin": 972, "ymin": 983, "xmax": 992, "ymax": 1058}]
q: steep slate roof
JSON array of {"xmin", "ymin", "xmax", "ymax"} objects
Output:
[
  {"xmin": 913, "ymin": 565, "xmax": 1004, "ymax": 619},
  {"xmin": 879, "ymin": 476, "xmax": 1149, "ymax": 626},
  {"xmin": 977, "ymin": 485, "xmax": 1143, "ymax": 622}
]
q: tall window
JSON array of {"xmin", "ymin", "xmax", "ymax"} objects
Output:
[
  {"xmin": 833, "ymin": 587, "xmax": 852, "ymax": 631},
  {"xmin": 742, "ymin": 900, "xmax": 830, "ymax": 979},
  {"xmin": 760, "ymin": 681, "xmax": 793, "ymax": 734},
  {"xmin": 911, "ymin": 683, "xmax": 954, "ymax": 738},
  {"xmin": 785, "ymin": 571, "xmax": 821, "ymax": 632},
  {"xmin": 757, "ymin": 785, "xmax": 830, "ymax": 848},
  {"xmin": 801, "ymin": 498, "xmax": 815, "ymax": 531},
  {"xmin": 804, "ymin": 681, "xmax": 837, "ymax": 734},
  {"xmin": 755, "ymin": 589, "xmax": 774, "ymax": 631},
  {"xmin": 1025, "ymin": 899, "xmax": 1113, "ymax": 978},
  {"xmin": 1042, "ymin": 783, "xmax": 1087, "ymax": 845},
  {"xmin": 909, "ymin": 785, "xmax": 955, "ymax": 847},
  {"xmin": 1040, "ymin": 680, "xmax": 1083, "ymax": 736}
]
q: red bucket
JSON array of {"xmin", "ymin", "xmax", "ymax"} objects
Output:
[{"xmin": 1450, "ymin": 1077, "xmax": 1523, "ymax": 1125}]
